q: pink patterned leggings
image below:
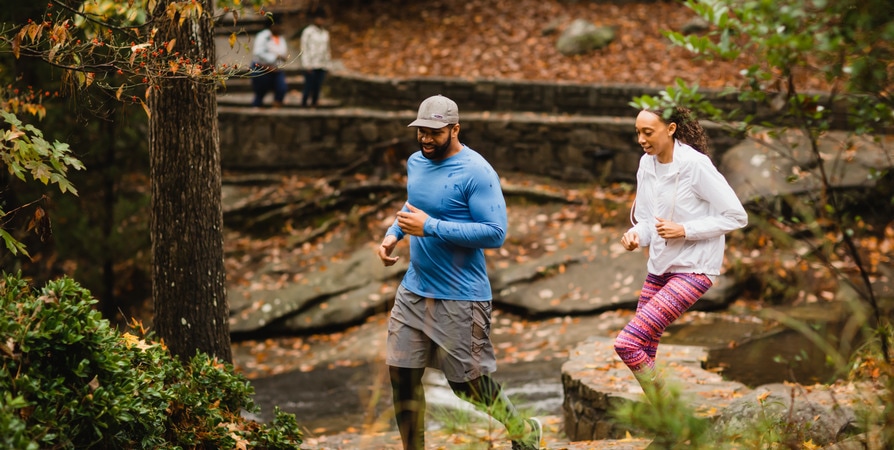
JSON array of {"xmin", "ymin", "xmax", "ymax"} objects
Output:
[{"xmin": 614, "ymin": 272, "xmax": 713, "ymax": 374}]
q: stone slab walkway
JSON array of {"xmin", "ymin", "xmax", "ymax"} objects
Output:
[{"xmin": 562, "ymin": 336, "xmax": 749, "ymax": 442}]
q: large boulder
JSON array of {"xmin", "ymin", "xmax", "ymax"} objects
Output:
[
  {"xmin": 562, "ymin": 335, "xmax": 869, "ymax": 444},
  {"xmin": 556, "ymin": 19, "xmax": 615, "ymax": 56},
  {"xmin": 720, "ymin": 130, "xmax": 894, "ymax": 202},
  {"xmin": 492, "ymin": 222, "xmax": 739, "ymax": 315},
  {"xmin": 227, "ymin": 220, "xmax": 748, "ymax": 334},
  {"xmin": 561, "ymin": 336, "xmax": 748, "ymax": 441},
  {"xmin": 716, "ymin": 383, "xmax": 857, "ymax": 446},
  {"xmin": 228, "ymin": 243, "xmax": 406, "ymax": 334}
]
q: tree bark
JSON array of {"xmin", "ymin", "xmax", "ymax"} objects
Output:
[
  {"xmin": 148, "ymin": 1, "xmax": 231, "ymax": 362},
  {"xmin": 100, "ymin": 107, "xmax": 117, "ymax": 324}
]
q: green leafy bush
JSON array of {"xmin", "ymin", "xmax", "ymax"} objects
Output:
[
  {"xmin": 0, "ymin": 272, "xmax": 302, "ymax": 449},
  {"xmin": 610, "ymin": 379, "xmax": 715, "ymax": 449}
]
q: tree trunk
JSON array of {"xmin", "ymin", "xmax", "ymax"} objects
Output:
[
  {"xmin": 100, "ymin": 107, "xmax": 117, "ymax": 324},
  {"xmin": 148, "ymin": 1, "xmax": 232, "ymax": 363}
]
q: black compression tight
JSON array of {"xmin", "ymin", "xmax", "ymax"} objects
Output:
[
  {"xmin": 448, "ymin": 375, "xmax": 525, "ymax": 436},
  {"xmin": 389, "ymin": 366, "xmax": 525, "ymax": 450},
  {"xmin": 389, "ymin": 366, "xmax": 426, "ymax": 450}
]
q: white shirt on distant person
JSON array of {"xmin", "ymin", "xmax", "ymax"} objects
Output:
[
  {"xmin": 300, "ymin": 24, "xmax": 331, "ymax": 70},
  {"xmin": 253, "ymin": 28, "xmax": 287, "ymax": 66}
]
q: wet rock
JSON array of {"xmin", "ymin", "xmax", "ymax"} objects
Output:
[
  {"xmin": 228, "ymin": 220, "xmax": 746, "ymax": 334},
  {"xmin": 716, "ymin": 383, "xmax": 858, "ymax": 446},
  {"xmin": 228, "ymin": 245, "xmax": 407, "ymax": 334},
  {"xmin": 562, "ymin": 313, "xmax": 874, "ymax": 445},
  {"xmin": 492, "ymin": 223, "xmax": 737, "ymax": 316},
  {"xmin": 561, "ymin": 336, "xmax": 748, "ymax": 441},
  {"xmin": 492, "ymin": 227, "xmax": 645, "ymax": 315},
  {"xmin": 719, "ymin": 131, "xmax": 894, "ymax": 202}
]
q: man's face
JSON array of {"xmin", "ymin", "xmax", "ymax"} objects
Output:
[{"xmin": 417, "ymin": 124, "xmax": 455, "ymax": 160}]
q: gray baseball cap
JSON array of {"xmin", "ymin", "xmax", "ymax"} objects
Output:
[{"xmin": 407, "ymin": 95, "xmax": 459, "ymax": 128}]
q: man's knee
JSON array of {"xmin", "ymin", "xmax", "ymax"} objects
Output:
[
  {"xmin": 389, "ymin": 365, "xmax": 401, "ymax": 386},
  {"xmin": 449, "ymin": 375, "xmax": 501, "ymax": 405},
  {"xmin": 447, "ymin": 379, "xmax": 472, "ymax": 399},
  {"xmin": 390, "ymin": 366, "xmax": 422, "ymax": 385}
]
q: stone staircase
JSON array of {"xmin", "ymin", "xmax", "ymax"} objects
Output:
[
  {"xmin": 212, "ymin": 24, "xmax": 760, "ymax": 184},
  {"xmin": 214, "ymin": 68, "xmax": 664, "ymax": 183},
  {"xmin": 215, "ymin": 66, "xmax": 348, "ymax": 109},
  {"xmin": 213, "ymin": 25, "xmax": 344, "ymax": 109},
  {"xmin": 211, "ymin": 24, "xmax": 766, "ymax": 183}
]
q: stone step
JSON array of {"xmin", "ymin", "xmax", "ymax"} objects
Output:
[
  {"xmin": 217, "ymin": 103, "xmax": 643, "ymax": 182},
  {"xmin": 218, "ymin": 73, "xmax": 306, "ymax": 92},
  {"xmin": 216, "ymin": 90, "xmax": 342, "ymax": 109},
  {"xmin": 561, "ymin": 336, "xmax": 749, "ymax": 441}
]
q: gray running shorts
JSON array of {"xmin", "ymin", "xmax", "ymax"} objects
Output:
[{"xmin": 386, "ymin": 284, "xmax": 497, "ymax": 383}]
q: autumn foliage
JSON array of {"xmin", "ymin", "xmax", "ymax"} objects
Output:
[{"xmin": 0, "ymin": 272, "xmax": 302, "ymax": 449}]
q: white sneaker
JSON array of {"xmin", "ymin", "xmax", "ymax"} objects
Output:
[{"xmin": 510, "ymin": 417, "xmax": 542, "ymax": 450}]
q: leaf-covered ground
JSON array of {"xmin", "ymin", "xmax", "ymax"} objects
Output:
[{"xmin": 327, "ymin": 0, "xmax": 825, "ymax": 92}]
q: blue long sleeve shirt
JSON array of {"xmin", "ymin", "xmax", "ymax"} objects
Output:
[{"xmin": 387, "ymin": 146, "xmax": 507, "ymax": 301}]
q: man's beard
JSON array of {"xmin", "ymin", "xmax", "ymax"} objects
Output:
[{"xmin": 420, "ymin": 132, "xmax": 452, "ymax": 160}]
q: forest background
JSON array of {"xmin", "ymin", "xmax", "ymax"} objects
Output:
[
  {"xmin": 1, "ymin": 0, "xmax": 893, "ymax": 447},
  {"xmin": 7, "ymin": 0, "xmax": 885, "ymax": 332}
]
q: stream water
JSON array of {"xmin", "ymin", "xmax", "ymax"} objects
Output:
[
  {"xmin": 243, "ymin": 306, "xmax": 850, "ymax": 437},
  {"xmin": 245, "ymin": 358, "xmax": 565, "ymax": 436}
]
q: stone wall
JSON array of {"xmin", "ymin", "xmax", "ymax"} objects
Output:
[
  {"xmin": 220, "ymin": 106, "xmax": 650, "ymax": 181},
  {"xmin": 325, "ymin": 72, "xmax": 750, "ymax": 117},
  {"xmin": 324, "ymin": 71, "xmax": 853, "ymax": 126},
  {"xmin": 219, "ymin": 72, "xmax": 749, "ymax": 181}
]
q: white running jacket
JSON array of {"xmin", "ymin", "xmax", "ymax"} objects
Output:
[{"xmin": 628, "ymin": 140, "xmax": 747, "ymax": 277}]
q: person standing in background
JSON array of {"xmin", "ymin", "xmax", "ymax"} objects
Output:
[
  {"xmin": 376, "ymin": 95, "xmax": 542, "ymax": 450},
  {"xmin": 250, "ymin": 13, "xmax": 289, "ymax": 108},
  {"xmin": 615, "ymin": 106, "xmax": 748, "ymax": 400},
  {"xmin": 299, "ymin": 9, "xmax": 331, "ymax": 107}
]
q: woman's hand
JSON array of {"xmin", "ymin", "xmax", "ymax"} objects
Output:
[
  {"xmin": 621, "ymin": 231, "xmax": 639, "ymax": 251},
  {"xmin": 655, "ymin": 217, "xmax": 686, "ymax": 240}
]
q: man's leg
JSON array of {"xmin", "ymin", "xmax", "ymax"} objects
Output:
[
  {"xmin": 386, "ymin": 286, "xmax": 435, "ymax": 450},
  {"xmin": 272, "ymin": 71, "xmax": 287, "ymax": 108},
  {"xmin": 251, "ymin": 69, "xmax": 269, "ymax": 107},
  {"xmin": 449, "ymin": 376, "xmax": 542, "ymax": 449},
  {"xmin": 301, "ymin": 70, "xmax": 313, "ymax": 106},
  {"xmin": 448, "ymin": 375, "xmax": 527, "ymax": 437},
  {"xmin": 435, "ymin": 300, "xmax": 541, "ymax": 448},
  {"xmin": 389, "ymin": 366, "xmax": 426, "ymax": 450},
  {"xmin": 310, "ymin": 69, "xmax": 327, "ymax": 105}
]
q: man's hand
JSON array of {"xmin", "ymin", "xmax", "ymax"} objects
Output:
[
  {"xmin": 621, "ymin": 230, "xmax": 639, "ymax": 251},
  {"xmin": 655, "ymin": 217, "xmax": 686, "ymax": 240},
  {"xmin": 396, "ymin": 203, "xmax": 429, "ymax": 237},
  {"xmin": 377, "ymin": 235, "xmax": 400, "ymax": 266}
]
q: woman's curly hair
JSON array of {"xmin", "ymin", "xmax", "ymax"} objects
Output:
[{"xmin": 655, "ymin": 106, "xmax": 711, "ymax": 157}]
